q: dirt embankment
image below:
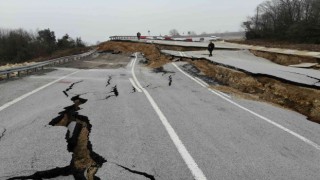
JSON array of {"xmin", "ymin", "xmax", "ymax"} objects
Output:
[
  {"xmin": 227, "ymin": 39, "xmax": 320, "ymax": 52},
  {"xmin": 227, "ymin": 39, "xmax": 320, "ymax": 66},
  {"xmin": 190, "ymin": 59, "xmax": 320, "ymax": 122},
  {"xmin": 250, "ymin": 50, "xmax": 319, "ymax": 66},
  {"xmin": 99, "ymin": 41, "xmax": 320, "ymax": 123},
  {"xmin": 99, "ymin": 41, "xmax": 170, "ymax": 68}
]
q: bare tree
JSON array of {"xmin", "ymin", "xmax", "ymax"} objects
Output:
[
  {"xmin": 169, "ymin": 29, "xmax": 180, "ymax": 36},
  {"xmin": 242, "ymin": 0, "xmax": 320, "ymax": 43}
]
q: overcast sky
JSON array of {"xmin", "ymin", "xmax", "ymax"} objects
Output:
[{"xmin": 0, "ymin": 0, "xmax": 266, "ymax": 44}]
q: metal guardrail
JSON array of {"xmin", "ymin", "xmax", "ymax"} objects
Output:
[
  {"xmin": 109, "ymin": 36, "xmax": 138, "ymax": 40},
  {"xmin": 0, "ymin": 49, "xmax": 97, "ymax": 79}
]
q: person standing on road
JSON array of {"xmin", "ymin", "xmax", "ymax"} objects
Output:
[
  {"xmin": 208, "ymin": 41, "xmax": 215, "ymax": 57},
  {"xmin": 137, "ymin": 32, "xmax": 141, "ymax": 40}
]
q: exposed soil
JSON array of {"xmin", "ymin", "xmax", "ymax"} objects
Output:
[
  {"xmin": 250, "ymin": 50, "xmax": 319, "ymax": 66},
  {"xmin": 98, "ymin": 41, "xmax": 171, "ymax": 68},
  {"xmin": 227, "ymin": 39, "xmax": 320, "ymax": 52},
  {"xmin": 189, "ymin": 59, "xmax": 320, "ymax": 123},
  {"xmin": 98, "ymin": 41, "xmax": 320, "ymax": 124},
  {"xmin": 8, "ymin": 95, "xmax": 106, "ymax": 180}
]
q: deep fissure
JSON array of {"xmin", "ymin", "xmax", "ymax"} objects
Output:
[{"xmin": 9, "ymin": 95, "xmax": 106, "ymax": 180}]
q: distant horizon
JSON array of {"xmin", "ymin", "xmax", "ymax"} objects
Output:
[{"xmin": 0, "ymin": 0, "xmax": 266, "ymax": 44}]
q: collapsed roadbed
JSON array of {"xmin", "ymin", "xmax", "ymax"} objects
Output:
[{"xmin": 98, "ymin": 41, "xmax": 320, "ymax": 123}]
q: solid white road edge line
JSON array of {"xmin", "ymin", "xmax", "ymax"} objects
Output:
[
  {"xmin": 210, "ymin": 89, "xmax": 231, "ymax": 99},
  {"xmin": 131, "ymin": 53, "xmax": 144, "ymax": 90},
  {"xmin": 172, "ymin": 62, "xmax": 320, "ymax": 151},
  {"xmin": 195, "ymin": 77, "xmax": 209, "ymax": 87},
  {"xmin": 129, "ymin": 78, "xmax": 142, "ymax": 93},
  {"xmin": 0, "ymin": 70, "xmax": 80, "ymax": 112},
  {"xmin": 132, "ymin": 53, "xmax": 208, "ymax": 180},
  {"xmin": 129, "ymin": 59, "xmax": 134, "ymax": 67}
]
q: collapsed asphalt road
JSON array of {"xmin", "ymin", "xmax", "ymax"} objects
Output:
[{"xmin": 0, "ymin": 51, "xmax": 320, "ymax": 179}]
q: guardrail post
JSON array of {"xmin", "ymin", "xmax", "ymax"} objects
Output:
[
  {"xmin": 7, "ymin": 73, "xmax": 10, "ymax": 79},
  {"xmin": 18, "ymin": 71, "xmax": 21, "ymax": 77}
]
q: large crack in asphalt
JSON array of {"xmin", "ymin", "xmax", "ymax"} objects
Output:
[
  {"xmin": 152, "ymin": 66, "xmax": 175, "ymax": 76},
  {"xmin": 8, "ymin": 95, "xmax": 106, "ymax": 180},
  {"xmin": 63, "ymin": 80, "xmax": 84, "ymax": 97},
  {"xmin": 168, "ymin": 75, "xmax": 173, "ymax": 86},
  {"xmin": 280, "ymin": 70, "xmax": 320, "ymax": 85},
  {"xmin": 181, "ymin": 64, "xmax": 219, "ymax": 85},
  {"xmin": 0, "ymin": 127, "xmax": 6, "ymax": 141},
  {"xmin": 106, "ymin": 76, "xmax": 112, "ymax": 87},
  {"xmin": 104, "ymin": 85, "xmax": 119, "ymax": 100},
  {"xmin": 113, "ymin": 163, "xmax": 155, "ymax": 180},
  {"xmin": 131, "ymin": 86, "xmax": 136, "ymax": 93}
]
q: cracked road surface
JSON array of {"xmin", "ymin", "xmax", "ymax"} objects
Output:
[
  {"xmin": 162, "ymin": 49, "xmax": 320, "ymax": 88},
  {"xmin": 1, "ymin": 53, "xmax": 320, "ymax": 179}
]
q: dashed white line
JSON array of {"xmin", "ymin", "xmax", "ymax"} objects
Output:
[
  {"xmin": 132, "ymin": 54, "xmax": 208, "ymax": 180},
  {"xmin": 172, "ymin": 62, "xmax": 320, "ymax": 151},
  {"xmin": 0, "ymin": 70, "xmax": 80, "ymax": 112}
]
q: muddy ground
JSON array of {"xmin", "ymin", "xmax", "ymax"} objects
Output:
[{"xmin": 98, "ymin": 41, "xmax": 320, "ymax": 123}]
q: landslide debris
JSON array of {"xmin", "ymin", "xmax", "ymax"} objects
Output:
[{"xmin": 99, "ymin": 41, "xmax": 171, "ymax": 68}]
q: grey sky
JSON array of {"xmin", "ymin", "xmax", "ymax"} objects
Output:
[{"xmin": 0, "ymin": 0, "xmax": 266, "ymax": 44}]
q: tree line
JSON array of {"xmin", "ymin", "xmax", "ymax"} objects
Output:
[
  {"xmin": 0, "ymin": 28, "xmax": 86, "ymax": 64},
  {"xmin": 242, "ymin": 0, "xmax": 320, "ymax": 43}
]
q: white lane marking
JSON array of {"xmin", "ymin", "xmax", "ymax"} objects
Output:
[
  {"xmin": 179, "ymin": 52, "xmax": 184, "ymax": 57},
  {"xmin": 195, "ymin": 77, "xmax": 209, "ymax": 87},
  {"xmin": 29, "ymin": 76, "xmax": 105, "ymax": 81},
  {"xmin": 0, "ymin": 70, "xmax": 80, "ymax": 112},
  {"xmin": 132, "ymin": 54, "xmax": 207, "ymax": 180},
  {"xmin": 209, "ymin": 89, "xmax": 231, "ymax": 99},
  {"xmin": 129, "ymin": 78, "xmax": 142, "ymax": 93},
  {"xmin": 131, "ymin": 54, "xmax": 144, "ymax": 90},
  {"xmin": 172, "ymin": 62, "xmax": 320, "ymax": 151},
  {"xmin": 129, "ymin": 59, "xmax": 134, "ymax": 67}
]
